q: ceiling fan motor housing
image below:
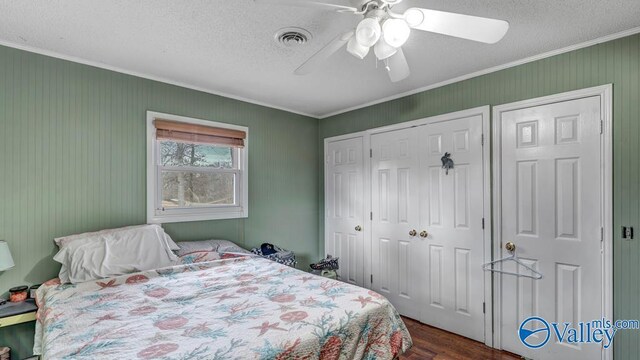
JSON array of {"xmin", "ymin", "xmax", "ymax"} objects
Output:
[{"xmin": 366, "ymin": 9, "xmax": 388, "ymax": 21}]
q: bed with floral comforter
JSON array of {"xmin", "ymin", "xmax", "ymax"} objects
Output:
[{"xmin": 34, "ymin": 255, "xmax": 412, "ymax": 359}]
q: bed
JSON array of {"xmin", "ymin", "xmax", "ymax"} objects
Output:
[{"xmin": 34, "ymin": 253, "xmax": 412, "ymax": 359}]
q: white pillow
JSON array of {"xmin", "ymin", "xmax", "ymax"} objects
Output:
[
  {"xmin": 176, "ymin": 239, "xmax": 249, "ymax": 256},
  {"xmin": 55, "ymin": 224, "xmax": 178, "ymax": 283},
  {"xmin": 54, "ymin": 225, "xmax": 178, "ymax": 284},
  {"xmin": 163, "ymin": 232, "xmax": 180, "ymax": 251},
  {"xmin": 58, "ymin": 265, "xmax": 70, "ymax": 284},
  {"xmin": 55, "ymin": 224, "xmax": 180, "ymax": 250}
]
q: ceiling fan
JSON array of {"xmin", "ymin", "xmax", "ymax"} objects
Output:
[{"xmin": 256, "ymin": 0, "xmax": 509, "ymax": 82}]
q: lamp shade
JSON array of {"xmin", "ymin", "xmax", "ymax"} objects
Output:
[
  {"xmin": 356, "ymin": 18, "xmax": 381, "ymax": 47},
  {"xmin": 374, "ymin": 38, "xmax": 397, "ymax": 60},
  {"xmin": 347, "ymin": 37, "xmax": 370, "ymax": 59},
  {"xmin": 0, "ymin": 241, "xmax": 15, "ymax": 271},
  {"xmin": 382, "ymin": 19, "xmax": 411, "ymax": 48}
]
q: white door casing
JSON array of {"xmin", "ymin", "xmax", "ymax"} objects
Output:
[
  {"xmin": 419, "ymin": 114, "xmax": 486, "ymax": 343},
  {"xmin": 325, "ymin": 136, "xmax": 365, "ymax": 286},
  {"xmin": 493, "ymin": 85, "xmax": 613, "ymax": 360},
  {"xmin": 370, "ymin": 127, "xmax": 422, "ymax": 319}
]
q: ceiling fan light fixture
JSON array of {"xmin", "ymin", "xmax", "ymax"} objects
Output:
[
  {"xmin": 355, "ymin": 18, "xmax": 382, "ymax": 47},
  {"xmin": 382, "ymin": 18, "xmax": 411, "ymax": 48},
  {"xmin": 347, "ymin": 36, "xmax": 369, "ymax": 59},
  {"xmin": 403, "ymin": 8, "xmax": 425, "ymax": 27},
  {"xmin": 373, "ymin": 38, "xmax": 397, "ymax": 60},
  {"xmin": 281, "ymin": 0, "xmax": 510, "ymax": 82}
]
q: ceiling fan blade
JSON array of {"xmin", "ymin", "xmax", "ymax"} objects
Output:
[
  {"xmin": 387, "ymin": 48, "xmax": 410, "ymax": 82},
  {"xmin": 295, "ymin": 31, "xmax": 354, "ymax": 75},
  {"xmin": 407, "ymin": 8, "xmax": 509, "ymax": 44},
  {"xmin": 253, "ymin": 0, "xmax": 358, "ymax": 13}
]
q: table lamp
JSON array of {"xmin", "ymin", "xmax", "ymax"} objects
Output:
[{"xmin": 0, "ymin": 240, "xmax": 15, "ymax": 271}]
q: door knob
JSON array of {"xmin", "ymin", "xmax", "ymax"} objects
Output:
[
  {"xmin": 355, "ymin": 225, "xmax": 362, "ymax": 232},
  {"xmin": 409, "ymin": 229, "xmax": 417, "ymax": 237},
  {"xmin": 420, "ymin": 230, "xmax": 428, "ymax": 238},
  {"xmin": 505, "ymin": 242, "xmax": 516, "ymax": 252}
]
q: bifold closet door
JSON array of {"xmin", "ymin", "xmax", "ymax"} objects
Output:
[
  {"xmin": 370, "ymin": 128, "xmax": 422, "ymax": 319},
  {"xmin": 368, "ymin": 113, "xmax": 487, "ymax": 342},
  {"xmin": 325, "ymin": 137, "xmax": 365, "ymax": 286},
  {"xmin": 418, "ymin": 115, "xmax": 486, "ymax": 343}
]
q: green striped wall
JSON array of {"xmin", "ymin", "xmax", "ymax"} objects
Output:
[
  {"xmin": 319, "ymin": 33, "xmax": 640, "ymax": 359},
  {"xmin": 0, "ymin": 44, "xmax": 319, "ymax": 358}
]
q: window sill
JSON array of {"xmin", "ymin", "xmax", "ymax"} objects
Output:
[{"xmin": 148, "ymin": 210, "xmax": 248, "ymax": 223}]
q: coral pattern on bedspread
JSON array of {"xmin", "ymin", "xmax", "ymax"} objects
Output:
[{"xmin": 34, "ymin": 256, "xmax": 412, "ymax": 359}]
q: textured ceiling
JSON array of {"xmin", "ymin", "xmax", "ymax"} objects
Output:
[{"xmin": 0, "ymin": 0, "xmax": 639, "ymax": 117}]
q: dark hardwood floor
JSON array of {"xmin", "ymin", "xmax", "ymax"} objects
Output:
[{"xmin": 400, "ymin": 317, "xmax": 521, "ymax": 360}]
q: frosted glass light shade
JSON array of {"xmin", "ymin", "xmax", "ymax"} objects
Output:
[
  {"xmin": 0, "ymin": 241, "xmax": 14, "ymax": 271},
  {"xmin": 382, "ymin": 19, "xmax": 411, "ymax": 47},
  {"xmin": 356, "ymin": 18, "xmax": 381, "ymax": 47},
  {"xmin": 374, "ymin": 38, "xmax": 397, "ymax": 60},
  {"xmin": 347, "ymin": 37, "xmax": 369, "ymax": 59}
]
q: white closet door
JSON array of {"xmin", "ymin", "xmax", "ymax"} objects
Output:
[
  {"xmin": 325, "ymin": 137, "xmax": 365, "ymax": 286},
  {"xmin": 370, "ymin": 127, "xmax": 422, "ymax": 319},
  {"xmin": 498, "ymin": 96, "xmax": 602, "ymax": 359},
  {"xmin": 418, "ymin": 115, "xmax": 486, "ymax": 342}
]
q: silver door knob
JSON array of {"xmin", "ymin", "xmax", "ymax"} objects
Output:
[
  {"xmin": 505, "ymin": 242, "xmax": 516, "ymax": 252},
  {"xmin": 355, "ymin": 225, "xmax": 362, "ymax": 232},
  {"xmin": 409, "ymin": 229, "xmax": 417, "ymax": 237},
  {"xmin": 420, "ymin": 230, "xmax": 428, "ymax": 238}
]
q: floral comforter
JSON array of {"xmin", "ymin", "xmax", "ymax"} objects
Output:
[{"xmin": 34, "ymin": 255, "xmax": 412, "ymax": 359}]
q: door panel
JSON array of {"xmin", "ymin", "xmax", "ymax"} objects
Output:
[
  {"xmin": 325, "ymin": 137, "xmax": 364, "ymax": 286},
  {"xmin": 429, "ymin": 244, "xmax": 443, "ymax": 307},
  {"xmin": 453, "ymin": 164, "xmax": 470, "ymax": 228},
  {"xmin": 378, "ymin": 237, "xmax": 391, "ymax": 293},
  {"xmin": 371, "ymin": 127, "xmax": 421, "ymax": 318},
  {"xmin": 419, "ymin": 115, "xmax": 486, "ymax": 342},
  {"xmin": 454, "ymin": 247, "xmax": 470, "ymax": 314},
  {"xmin": 499, "ymin": 96, "xmax": 602, "ymax": 359}
]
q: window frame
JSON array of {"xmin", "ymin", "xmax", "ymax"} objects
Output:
[{"xmin": 146, "ymin": 111, "xmax": 249, "ymax": 223}]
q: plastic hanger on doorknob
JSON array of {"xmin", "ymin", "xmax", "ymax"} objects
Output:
[{"xmin": 481, "ymin": 242, "xmax": 543, "ymax": 280}]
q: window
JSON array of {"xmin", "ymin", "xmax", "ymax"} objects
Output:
[{"xmin": 147, "ymin": 111, "xmax": 248, "ymax": 223}]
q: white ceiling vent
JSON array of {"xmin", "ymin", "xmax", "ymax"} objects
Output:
[{"xmin": 275, "ymin": 27, "xmax": 312, "ymax": 46}]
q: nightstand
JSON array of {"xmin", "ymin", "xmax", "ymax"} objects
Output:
[{"xmin": 0, "ymin": 299, "xmax": 37, "ymax": 328}]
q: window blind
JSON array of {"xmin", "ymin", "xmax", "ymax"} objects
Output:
[{"xmin": 154, "ymin": 119, "xmax": 246, "ymax": 147}]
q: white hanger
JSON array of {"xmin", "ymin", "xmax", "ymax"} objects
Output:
[{"xmin": 482, "ymin": 242, "xmax": 543, "ymax": 280}]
